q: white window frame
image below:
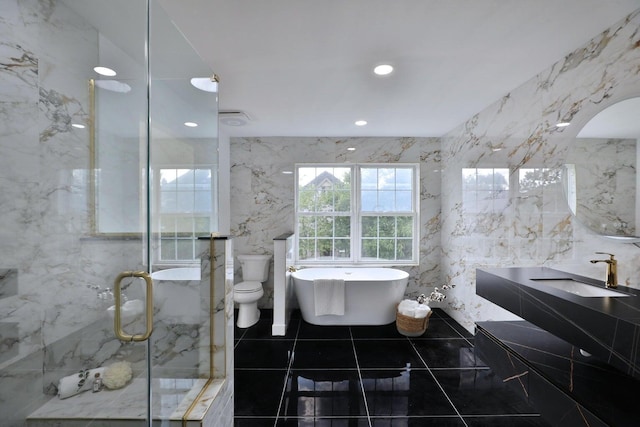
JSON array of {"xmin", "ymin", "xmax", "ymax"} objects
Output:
[{"xmin": 294, "ymin": 163, "xmax": 420, "ymax": 266}]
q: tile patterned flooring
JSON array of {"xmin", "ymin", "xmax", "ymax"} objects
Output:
[{"xmin": 234, "ymin": 309, "xmax": 551, "ymax": 426}]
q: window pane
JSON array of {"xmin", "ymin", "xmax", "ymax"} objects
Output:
[
  {"xmin": 298, "ymin": 190, "xmax": 316, "ymax": 212},
  {"xmin": 378, "ymin": 191, "xmax": 394, "ymax": 211},
  {"xmin": 379, "ymin": 216, "xmax": 395, "ymax": 237},
  {"xmin": 334, "ymin": 216, "xmax": 350, "ymax": 237},
  {"xmin": 361, "ymin": 190, "xmax": 377, "ymax": 211},
  {"xmin": 362, "ymin": 216, "xmax": 377, "ymax": 237},
  {"xmin": 316, "ymin": 217, "xmax": 334, "ymax": 237},
  {"xmin": 299, "ymin": 216, "xmax": 315, "ymax": 237},
  {"xmin": 397, "ymin": 217, "xmax": 412, "ymax": 237},
  {"xmin": 378, "ymin": 168, "xmax": 395, "ymax": 190},
  {"xmin": 396, "ymin": 191, "xmax": 412, "ymax": 211},
  {"xmin": 317, "ymin": 239, "xmax": 332, "ymax": 258},
  {"xmin": 335, "ymin": 239, "xmax": 350, "ymax": 258},
  {"xmin": 397, "ymin": 239, "xmax": 413, "ymax": 260},
  {"xmin": 299, "ymin": 238, "xmax": 315, "ymax": 260},
  {"xmin": 396, "ymin": 168, "xmax": 413, "ymax": 190},
  {"xmin": 378, "ymin": 239, "xmax": 395, "ymax": 260},
  {"xmin": 361, "ymin": 168, "xmax": 377, "ymax": 190},
  {"xmin": 361, "ymin": 239, "xmax": 377, "ymax": 259},
  {"xmin": 334, "ymin": 190, "xmax": 351, "ymax": 212}
]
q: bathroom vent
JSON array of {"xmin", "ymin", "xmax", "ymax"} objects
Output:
[{"xmin": 219, "ymin": 110, "xmax": 251, "ymax": 126}]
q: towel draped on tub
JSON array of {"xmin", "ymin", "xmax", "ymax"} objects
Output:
[{"xmin": 313, "ymin": 279, "xmax": 345, "ymax": 316}]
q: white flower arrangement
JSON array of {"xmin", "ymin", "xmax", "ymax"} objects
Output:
[
  {"xmin": 420, "ymin": 283, "xmax": 454, "ymax": 303},
  {"xmin": 103, "ymin": 361, "xmax": 133, "ymax": 390}
]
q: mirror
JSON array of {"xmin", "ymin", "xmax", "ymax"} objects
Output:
[{"xmin": 565, "ymin": 97, "xmax": 640, "ymax": 241}]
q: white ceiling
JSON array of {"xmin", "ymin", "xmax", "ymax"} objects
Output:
[{"xmin": 160, "ymin": 1, "xmax": 640, "ymax": 138}]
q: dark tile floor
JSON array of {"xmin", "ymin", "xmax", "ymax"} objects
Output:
[{"xmin": 234, "ymin": 309, "xmax": 551, "ymax": 426}]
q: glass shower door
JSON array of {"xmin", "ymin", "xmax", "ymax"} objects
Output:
[{"xmin": 0, "ymin": 0, "xmax": 218, "ymax": 425}]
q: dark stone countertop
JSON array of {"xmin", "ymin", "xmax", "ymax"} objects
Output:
[{"xmin": 476, "ymin": 266, "xmax": 640, "ymax": 379}]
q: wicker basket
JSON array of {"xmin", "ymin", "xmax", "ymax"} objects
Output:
[{"xmin": 396, "ymin": 304, "xmax": 433, "ymax": 337}]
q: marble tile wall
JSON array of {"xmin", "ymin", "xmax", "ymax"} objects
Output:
[
  {"xmin": 230, "ymin": 137, "xmax": 443, "ymax": 308},
  {"xmin": 440, "ymin": 9, "xmax": 640, "ymax": 331}
]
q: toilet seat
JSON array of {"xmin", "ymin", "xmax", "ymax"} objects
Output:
[{"xmin": 234, "ymin": 281, "xmax": 262, "ymax": 293}]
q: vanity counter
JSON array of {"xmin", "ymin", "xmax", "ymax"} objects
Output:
[{"xmin": 477, "ymin": 266, "xmax": 640, "ymax": 380}]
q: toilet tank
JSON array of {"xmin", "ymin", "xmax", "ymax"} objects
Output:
[{"xmin": 238, "ymin": 254, "xmax": 271, "ymax": 282}]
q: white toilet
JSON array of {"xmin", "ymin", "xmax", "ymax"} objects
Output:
[{"xmin": 234, "ymin": 254, "xmax": 271, "ymax": 328}]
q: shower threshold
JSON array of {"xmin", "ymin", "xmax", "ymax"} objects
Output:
[{"xmin": 26, "ymin": 377, "xmax": 225, "ymax": 426}]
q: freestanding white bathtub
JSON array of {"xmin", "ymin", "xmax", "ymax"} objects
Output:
[{"xmin": 291, "ymin": 267, "xmax": 409, "ymax": 325}]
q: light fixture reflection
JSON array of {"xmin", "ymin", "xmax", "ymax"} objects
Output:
[
  {"xmin": 355, "ymin": 120, "xmax": 367, "ymax": 126},
  {"xmin": 94, "ymin": 66, "xmax": 116, "ymax": 76},
  {"xmin": 184, "ymin": 122, "xmax": 198, "ymax": 127},
  {"xmin": 190, "ymin": 76, "xmax": 219, "ymax": 92},
  {"xmin": 556, "ymin": 122, "xmax": 571, "ymax": 128},
  {"xmin": 94, "ymin": 80, "xmax": 131, "ymax": 93},
  {"xmin": 71, "ymin": 123, "xmax": 85, "ymax": 129}
]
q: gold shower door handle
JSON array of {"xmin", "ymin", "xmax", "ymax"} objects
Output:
[{"xmin": 113, "ymin": 271, "xmax": 154, "ymax": 342}]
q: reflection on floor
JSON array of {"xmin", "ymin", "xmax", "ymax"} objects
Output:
[{"xmin": 234, "ymin": 309, "xmax": 552, "ymax": 426}]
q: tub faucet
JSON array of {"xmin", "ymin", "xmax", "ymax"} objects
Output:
[{"xmin": 590, "ymin": 252, "xmax": 618, "ymax": 288}]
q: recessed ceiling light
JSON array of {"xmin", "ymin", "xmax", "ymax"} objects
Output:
[
  {"xmin": 556, "ymin": 122, "xmax": 571, "ymax": 128},
  {"xmin": 184, "ymin": 122, "xmax": 198, "ymax": 127},
  {"xmin": 93, "ymin": 66, "xmax": 116, "ymax": 76},
  {"xmin": 374, "ymin": 64, "xmax": 394, "ymax": 76},
  {"xmin": 71, "ymin": 123, "xmax": 85, "ymax": 129},
  {"xmin": 347, "ymin": 147, "xmax": 356, "ymax": 151},
  {"xmin": 355, "ymin": 120, "xmax": 367, "ymax": 126},
  {"xmin": 282, "ymin": 170, "xmax": 293, "ymax": 175}
]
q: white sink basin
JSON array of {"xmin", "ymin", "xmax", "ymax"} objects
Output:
[{"xmin": 530, "ymin": 278, "xmax": 631, "ymax": 297}]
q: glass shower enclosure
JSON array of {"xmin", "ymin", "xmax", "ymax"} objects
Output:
[{"xmin": 0, "ymin": 0, "xmax": 220, "ymax": 425}]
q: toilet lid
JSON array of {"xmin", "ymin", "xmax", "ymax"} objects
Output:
[{"xmin": 234, "ymin": 281, "xmax": 262, "ymax": 293}]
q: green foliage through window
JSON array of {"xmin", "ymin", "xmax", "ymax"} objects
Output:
[{"xmin": 296, "ymin": 164, "xmax": 418, "ymax": 264}]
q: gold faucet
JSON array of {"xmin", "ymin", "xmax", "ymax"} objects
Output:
[{"xmin": 590, "ymin": 252, "xmax": 618, "ymax": 288}]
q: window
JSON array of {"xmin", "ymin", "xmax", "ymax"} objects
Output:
[
  {"xmin": 157, "ymin": 167, "xmax": 217, "ymax": 261},
  {"xmin": 295, "ymin": 164, "xmax": 419, "ymax": 265}
]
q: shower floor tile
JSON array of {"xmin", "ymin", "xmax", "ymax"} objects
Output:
[{"xmin": 234, "ymin": 309, "xmax": 551, "ymax": 426}]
